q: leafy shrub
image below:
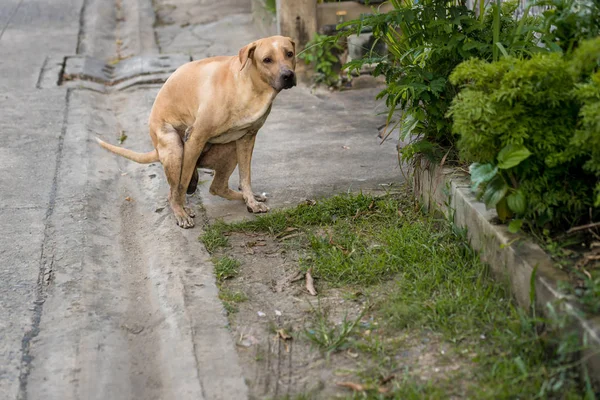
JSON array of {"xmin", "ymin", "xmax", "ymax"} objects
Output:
[
  {"xmin": 448, "ymin": 38, "xmax": 600, "ymax": 231},
  {"xmin": 532, "ymin": 0, "xmax": 600, "ymax": 53},
  {"xmin": 298, "ymin": 33, "xmax": 343, "ymax": 87},
  {"xmin": 339, "ymin": 0, "xmax": 543, "ymax": 162}
]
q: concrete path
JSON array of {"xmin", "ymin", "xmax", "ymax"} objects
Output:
[{"xmin": 0, "ymin": 0, "xmax": 401, "ymax": 399}]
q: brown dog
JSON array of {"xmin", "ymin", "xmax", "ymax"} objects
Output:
[{"xmin": 97, "ymin": 36, "xmax": 296, "ymax": 228}]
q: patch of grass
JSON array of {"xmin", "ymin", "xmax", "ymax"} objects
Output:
[
  {"xmin": 218, "ymin": 288, "xmax": 247, "ymax": 314},
  {"xmin": 227, "ymin": 193, "xmax": 379, "ymax": 235},
  {"xmin": 213, "ymin": 256, "xmax": 240, "ymax": 282},
  {"xmin": 304, "ymin": 306, "xmax": 364, "ymax": 355},
  {"xmin": 209, "ymin": 193, "xmax": 591, "ymax": 398},
  {"xmin": 200, "ymin": 221, "xmax": 229, "ymax": 253},
  {"xmin": 219, "ymin": 288, "xmax": 247, "ymax": 303}
]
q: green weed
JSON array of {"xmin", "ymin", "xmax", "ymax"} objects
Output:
[
  {"xmin": 218, "ymin": 288, "xmax": 247, "ymax": 314},
  {"xmin": 304, "ymin": 305, "xmax": 364, "ymax": 355},
  {"xmin": 213, "ymin": 256, "xmax": 240, "ymax": 282},
  {"xmin": 200, "ymin": 220, "xmax": 229, "ymax": 253}
]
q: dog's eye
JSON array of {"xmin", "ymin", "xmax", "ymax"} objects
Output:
[
  {"xmin": 263, "ymin": 57, "xmax": 272, "ymax": 64},
  {"xmin": 286, "ymin": 51, "xmax": 294, "ymax": 58}
]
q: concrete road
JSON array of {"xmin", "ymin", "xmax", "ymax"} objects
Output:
[{"xmin": 0, "ymin": 0, "xmax": 401, "ymax": 399}]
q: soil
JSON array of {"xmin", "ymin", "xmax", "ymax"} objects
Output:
[{"xmin": 213, "ymin": 232, "xmax": 471, "ymax": 399}]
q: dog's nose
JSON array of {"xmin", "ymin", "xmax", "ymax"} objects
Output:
[
  {"xmin": 281, "ymin": 70, "xmax": 295, "ymax": 81},
  {"xmin": 281, "ymin": 70, "xmax": 296, "ymax": 89}
]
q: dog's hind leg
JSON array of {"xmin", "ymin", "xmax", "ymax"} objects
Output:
[
  {"xmin": 198, "ymin": 142, "xmax": 244, "ymax": 201},
  {"xmin": 155, "ymin": 123, "xmax": 196, "ymax": 227}
]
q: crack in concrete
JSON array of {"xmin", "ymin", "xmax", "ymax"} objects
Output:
[
  {"xmin": 76, "ymin": 0, "xmax": 91, "ymax": 54},
  {"xmin": 0, "ymin": 0, "xmax": 24, "ymax": 43},
  {"xmin": 17, "ymin": 89, "xmax": 72, "ymax": 400}
]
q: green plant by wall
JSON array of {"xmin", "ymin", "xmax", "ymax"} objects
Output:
[
  {"xmin": 339, "ymin": 0, "xmax": 543, "ymax": 163},
  {"xmin": 532, "ymin": 0, "xmax": 600, "ymax": 53},
  {"xmin": 298, "ymin": 33, "xmax": 343, "ymax": 87},
  {"xmin": 448, "ymin": 38, "xmax": 600, "ymax": 231}
]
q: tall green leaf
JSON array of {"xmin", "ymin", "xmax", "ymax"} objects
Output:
[
  {"xmin": 469, "ymin": 162, "xmax": 498, "ymax": 192},
  {"xmin": 481, "ymin": 174, "xmax": 509, "ymax": 209},
  {"xmin": 497, "ymin": 144, "xmax": 532, "ymax": 169}
]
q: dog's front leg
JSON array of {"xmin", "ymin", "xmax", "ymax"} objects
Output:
[{"xmin": 236, "ymin": 133, "xmax": 269, "ymax": 213}]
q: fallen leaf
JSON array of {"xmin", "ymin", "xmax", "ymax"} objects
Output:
[
  {"xmin": 277, "ymin": 329, "xmax": 292, "ymax": 340},
  {"xmin": 125, "ymin": 196, "xmax": 132, "ymax": 201},
  {"xmin": 276, "ymin": 227, "xmax": 298, "ymax": 238},
  {"xmin": 118, "ymin": 131, "xmax": 127, "ymax": 144},
  {"xmin": 306, "ymin": 268, "xmax": 317, "ymax": 296},
  {"xmin": 336, "ymin": 382, "xmax": 365, "ymax": 392},
  {"xmin": 342, "ymin": 145, "xmax": 350, "ymax": 150},
  {"xmin": 304, "ymin": 199, "xmax": 317, "ymax": 206},
  {"xmin": 278, "ymin": 232, "xmax": 302, "ymax": 241},
  {"xmin": 380, "ymin": 374, "xmax": 395, "ymax": 384},
  {"xmin": 347, "ymin": 349, "xmax": 359, "ymax": 358}
]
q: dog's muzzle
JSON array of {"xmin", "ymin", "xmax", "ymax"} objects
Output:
[{"xmin": 280, "ymin": 70, "xmax": 296, "ymax": 90}]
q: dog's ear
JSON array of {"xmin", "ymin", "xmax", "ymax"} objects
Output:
[
  {"xmin": 287, "ymin": 37, "xmax": 296, "ymax": 53},
  {"xmin": 239, "ymin": 42, "xmax": 257, "ymax": 71}
]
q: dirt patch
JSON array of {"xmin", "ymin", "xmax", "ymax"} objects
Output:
[{"xmin": 213, "ymin": 232, "xmax": 471, "ymax": 399}]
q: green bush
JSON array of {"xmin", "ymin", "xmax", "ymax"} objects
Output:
[
  {"xmin": 532, "ymin": 0, "xmax": 600, "ymax": 53},
  {"xmin": 448, "ymin": 38, "xmax": 600, "ymax": 231},
  {"xmin": 298, "ymin": 33, "xmax": 343, "ymax": 87},
  {"xmin": 339, "ymin": 0, "xmax": 543, "ymax": 162}
]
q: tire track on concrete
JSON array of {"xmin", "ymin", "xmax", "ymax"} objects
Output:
[
  {"xmin": 17, "ymin": 89, "xmax": 71, "ymax": 400},
  {"xmin": 111, "ymin": 88, "xmax": 248, "ymax": 399}
]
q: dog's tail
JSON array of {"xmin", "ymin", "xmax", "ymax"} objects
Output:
[{"xmin": 95, "ymin": 137, "xmax": 159, "ymax": 164}]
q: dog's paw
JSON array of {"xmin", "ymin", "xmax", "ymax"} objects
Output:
[
  {"xmin": 246, "ymin": 202, "xmax": 270, "ymax": 213},
  {"xmin": 174, "ymin": 210, "xmax": 195, "ymax": 228},
  {"xmin": 184, "ymin": 207, "xmax": 196, "ymax": 218}
]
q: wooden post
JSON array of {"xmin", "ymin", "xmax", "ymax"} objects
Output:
[{"xmin": 276, "ymin": 0, "xmax": 317, "ymax": 50}]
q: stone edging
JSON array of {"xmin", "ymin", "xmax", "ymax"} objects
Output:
[{"xmin": 413, "ymin": 161, "xmax": 600, "ymax": 385}]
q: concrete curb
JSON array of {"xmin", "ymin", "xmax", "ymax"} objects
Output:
[{"xmin": 413, "ymin": 161, "xmax": 600, "ymax": 385}]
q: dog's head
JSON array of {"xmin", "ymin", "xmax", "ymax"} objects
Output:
[{"xmin": 239, "ymin": 36, "xmax": 296, "ymax": 91}]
